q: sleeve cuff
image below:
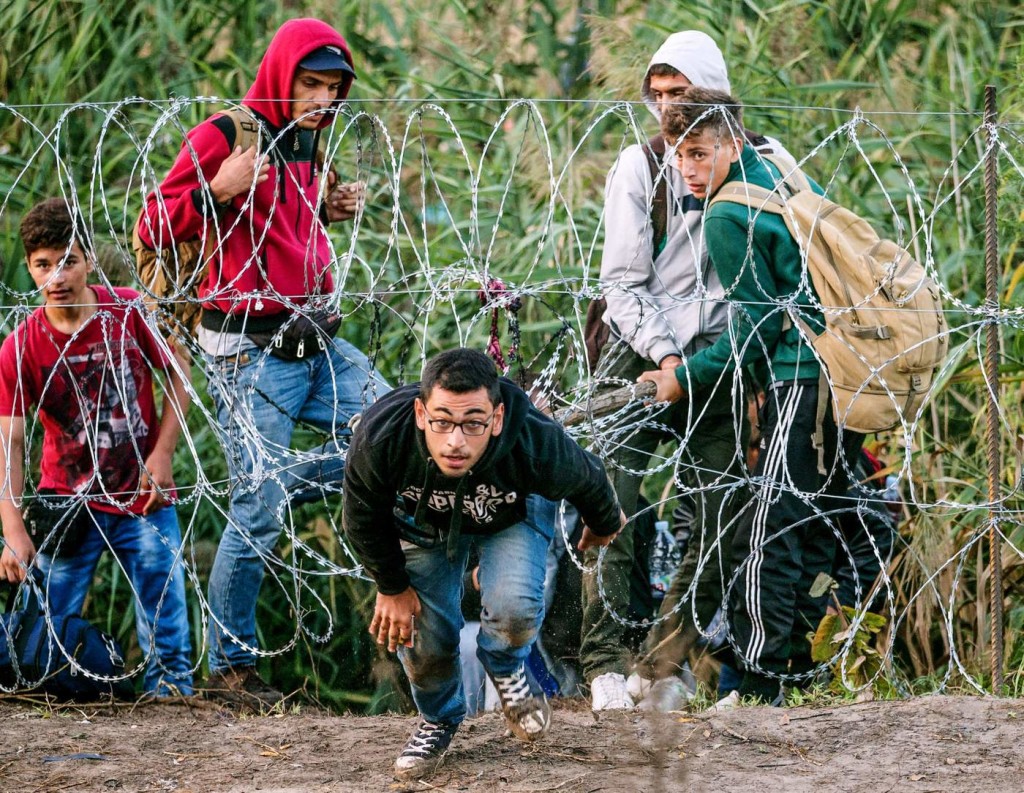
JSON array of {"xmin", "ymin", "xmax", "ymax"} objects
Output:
[
  {"xmin": 190, "ymin": 188, "xmax": 231, "ymax": 218},
  {"xmin": 591, "ymin": 520, "xmax": 620, "ymax": 538},
  {"xmin": 649, "ymin": 341, "xmax": 680, "ymax": 366},
  {"xmin": 375, "ymin": 569, "xmax": 411, "ymax": 596},
  {"xmin": 674, "ymin": 362, "xmax": 692, "ymax": 390}
]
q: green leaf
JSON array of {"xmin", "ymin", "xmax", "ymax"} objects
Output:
[{"xmin": 810, "ymin": 613, "xmax": 841, "ymax": 663}]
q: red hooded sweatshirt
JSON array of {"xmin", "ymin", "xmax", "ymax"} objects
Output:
[{"xmin": 139, "ymin": 19, "xmax": 355, "ymax": 326}]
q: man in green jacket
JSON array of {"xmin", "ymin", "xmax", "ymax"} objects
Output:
[{"xmin": 640, "ymin": 87, "xmax": 865, "ymax": 707}]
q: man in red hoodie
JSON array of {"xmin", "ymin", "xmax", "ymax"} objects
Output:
[{"xmin": 140, "ymin": 18, "xmax": 389, "ymax": 710}]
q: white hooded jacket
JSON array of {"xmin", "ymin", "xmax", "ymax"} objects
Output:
[{"xmin": 599, "ymin": 31, "xmax": 788, "ymax": 365}]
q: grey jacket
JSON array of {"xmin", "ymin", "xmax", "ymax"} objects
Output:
[{"xmin": 599, "ymin": 31, "xmax": 792, "ymax": 365}]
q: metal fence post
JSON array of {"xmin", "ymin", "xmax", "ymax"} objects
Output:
[{"xmin": 983, "ymin": 84, "xmax": 1004, "ymax": 693}]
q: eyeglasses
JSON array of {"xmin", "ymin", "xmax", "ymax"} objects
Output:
[{"xmin": 424, "ymin": 410, "xmax": 495, "ymax": 437}]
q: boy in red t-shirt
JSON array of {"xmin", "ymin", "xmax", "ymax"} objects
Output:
[{"xmin": 0, "ymin": 198, "xmax": 194, "ymax": 696}]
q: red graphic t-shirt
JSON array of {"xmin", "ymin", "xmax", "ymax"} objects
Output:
[{"xmin": 0, "ymin": 286, "xmax": 173, "ymax": 514}]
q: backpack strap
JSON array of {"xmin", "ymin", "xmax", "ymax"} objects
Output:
[
  {"xmin": 710, "ymin": 182, "xmax": 787, "ymax": 213},
  {"xmin": 711, "ymin": 154, "xmax": 811, "ymax": 203},
  {"xmin": 212, "ymin": 106, "xmax": 263, "ymax": 153},
  {"xmin": 642, "ymin": 135, "xmax": 669, "ymax": 255},
  {"xmin": 764, "ymin": 154, "xmax": 811, "ymax": 195},
  {"xmin": 743, "ymin": 129, "xmax": 771, "ymax": 149},
  {"xmin": 215, "ymin": 106, "xmax": 331, "ymax": 179},
  {"xmin": 812, "ymin": 369, "xmax": 830, "ymax": 475}
]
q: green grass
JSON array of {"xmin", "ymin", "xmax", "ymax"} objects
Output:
[{"xmin": 2, "ymin": 0, "xmax": 1024, "ymax": 710}]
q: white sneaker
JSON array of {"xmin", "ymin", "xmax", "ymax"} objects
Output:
[
  {"xmin": 637, "ymin": 676, "xmax": 694, "ymax": 713},
  {"xmin": 626, "ymin": 672, "xmax": 654, "ymax": 702},
  {"xmin": 590, "ymin": 672, "xmax": 635, "ymax": 711},
  {"xmin": 708, "ymin": 690, "xmax": 741, "ymax": 712}
]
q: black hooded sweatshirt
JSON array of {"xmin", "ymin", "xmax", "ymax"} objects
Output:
[{"xmin": 343, "ymin": 380, "xmax": 622, "ymax": 595}]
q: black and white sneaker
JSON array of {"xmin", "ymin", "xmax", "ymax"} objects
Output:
[
  {"xmin": 393, "ymin": 719, "xmax": 459, "ymax": 780},
  {"xmin": 488, "ymin": 665, "xmax": 551, "ymax": 741}
]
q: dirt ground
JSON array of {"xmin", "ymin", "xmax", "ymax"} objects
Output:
[{"xmin": 0, "ymin": 694, "xmax": 1021, "ymax": 793}]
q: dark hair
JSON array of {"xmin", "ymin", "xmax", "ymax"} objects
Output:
[
  {"xmin": 19, "ymin": 198, "xmax": 87, "ymax": 258},
  {"xmin": 660, "ymin": 86, "xmax": 743, "ymax": 144},
  {"xmin": 647, "ymin": 63, "xmax": 684, "ymax": 80},
  {"xmin": 420, "ymin": 348, "xmax": 501, "ymax": 406}
]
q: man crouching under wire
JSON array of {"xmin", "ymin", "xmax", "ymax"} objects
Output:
[{"xmin": 342, "ymin": 347, "xmax": 625, "ymax": 780}]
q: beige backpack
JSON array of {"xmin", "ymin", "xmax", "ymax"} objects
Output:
[
  {"xmin": 132, "ymin": 107, "xmax": 263, "ymax": 335},
  {"xmin": 710, "ymin": 157, "xmax": 947, "ymax": 433}
]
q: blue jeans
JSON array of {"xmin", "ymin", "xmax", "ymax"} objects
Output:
[
  {"xmin": 36, "ymin": 505, "xmax": 193, "ymax": 696},
  {"xmin": 204, "ymin": 337, "xmax": 389, "ymax": 672},
  {"xmin": 399, "ymin": 503, "xmax": 551, "ymax": 725}
]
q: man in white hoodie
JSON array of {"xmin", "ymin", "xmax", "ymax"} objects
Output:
[{"xmin": 581, "ymin": 31, "xmax": 787, "ymax": 711}]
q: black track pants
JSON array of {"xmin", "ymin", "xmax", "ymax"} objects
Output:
[{"xmin": 727, "ymin": 380, "xmax": 863, "ymax": 699}]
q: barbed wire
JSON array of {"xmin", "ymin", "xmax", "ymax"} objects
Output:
[
  {"xmin": 0, "ymin": 96, "xmax": 1021, "ymax": 698},
  {"xmin": 0, "ymin": 96, "xmax": 996, "ymax": 117}
]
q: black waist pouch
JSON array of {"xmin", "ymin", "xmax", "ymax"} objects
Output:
[{"xmin": 22, "ymin": 490, "xmax": 92, "ymax": 558}]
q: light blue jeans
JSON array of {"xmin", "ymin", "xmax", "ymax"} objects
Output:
[
  {"xmin": 37, "ymin": 505, "xmax": 193, "ymax": 696},
  {"xmin": 399, "ymin": 498, "xmax": 551, "ymax": 726},
  {"xmin": 204, "ymin": 337, "xmax": 389, "ymax": 672}
]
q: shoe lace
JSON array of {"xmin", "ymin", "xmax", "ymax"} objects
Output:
[
  {"xmin": 403, "ymin": 721, "xmax": 453, "ymax": 757},
  {"xmin": 492, "ymin": 667, "xmax": 533, "ymax": 707}
]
